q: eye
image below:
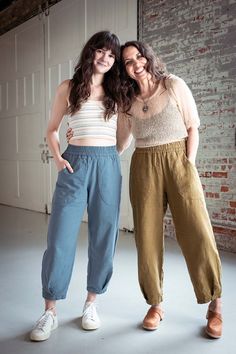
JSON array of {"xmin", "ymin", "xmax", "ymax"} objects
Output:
[
  {"xmin": 109, "ymin": 54, "xmax": 115, "ymax": 59},
  {"xmin": 124, "ymin": 60, "xmax": 132, "ymax": 66},
  {"xmin": 96, "ymin": 49, "xmax": 103, "ymax": 54}
]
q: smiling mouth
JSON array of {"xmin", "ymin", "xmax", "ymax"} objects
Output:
[
  {"xmin": 135, "ymin": 68, "xmax": 145, "ymax": 75},
  {"xmin": 97, "ymin": 61, "xmax": 108, "ymax": 67}
]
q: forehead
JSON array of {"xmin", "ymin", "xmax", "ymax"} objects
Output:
[{"xmin": 122, "ymin": 46, "xmax": 140, "ymax": 59}]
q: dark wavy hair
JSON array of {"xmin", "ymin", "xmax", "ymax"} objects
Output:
[
  {"xmin": 120, "ymin": 41, "xmax": 168, "ymax": 113},
  {"xmin": 68, "ymin": 31, "xmax": 121, "ymax": 119}
]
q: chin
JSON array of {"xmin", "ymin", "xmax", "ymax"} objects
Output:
[{"xmin": 95, "ymin": 67, "xmax": 110, "ymax": 74}]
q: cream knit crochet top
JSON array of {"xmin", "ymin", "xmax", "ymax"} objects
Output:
[{"xmin": 128, "ymin": 74, "xmax": 200, "ymax": 148}]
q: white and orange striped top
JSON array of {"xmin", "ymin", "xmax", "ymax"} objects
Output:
[{"xmin": 66, "ymin": 100, "xmax": 117, "ymax": 145}]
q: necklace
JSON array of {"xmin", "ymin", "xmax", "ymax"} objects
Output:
[
  {"xmin": 142, "ymin": 98, "xmax": 149, "ymax": 113},
  {"xmin": 140, "ymin": 80, "xmax": 157, "ymax": 113}
]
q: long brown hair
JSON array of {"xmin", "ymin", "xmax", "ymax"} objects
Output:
[
  {"xmin": 69, "ymin": 31, "xmax": 121, "ymax": 119},
  {"xmin": 120, "ymin": 41, "xmax": 168, "ymax": 113}
]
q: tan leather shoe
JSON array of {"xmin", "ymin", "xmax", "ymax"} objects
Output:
[
  {"xmin": 142, "ymin": 307, "xmax": 164, "ymax": 330},
  {"xmin": 205, "ymin": 310, "xmax": 222, "ymax": 339}
]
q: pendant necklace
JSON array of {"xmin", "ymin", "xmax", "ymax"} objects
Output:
[
  {"xmin": 142, "ymin": 99, "xmax": 149, "ymax": 113},
  {"xmin": 141, "ymin": 80, "xmax": 154, "ymax": 113}
]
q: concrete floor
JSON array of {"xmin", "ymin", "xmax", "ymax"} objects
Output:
[{"xmin": 0, "ymin": 204, "xmax": 235, "ymax": 354}]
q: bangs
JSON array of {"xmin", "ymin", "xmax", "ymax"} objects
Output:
[{"xmin": 95, "ymin": 34, "xmax": 120, "ymax": 60}]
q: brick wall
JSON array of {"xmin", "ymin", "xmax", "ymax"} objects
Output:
[
  {"xmin": 0, "ymin": 0, "xmax": 62, "ymax": 35},
  {"xmin": 139, "ymin": 0, "xmax": 236, "ymax": 252}
]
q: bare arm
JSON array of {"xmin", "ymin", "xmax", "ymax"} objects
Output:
[
  {"xmin": 116, "ymin": 113, "xmax": 133, "ymax": 154},
  {"xmin": 186, "ymin": 126, "xmax": 199, "ymax": 165},
  {"xmin": 46, "ymin": 80, "xmax": 73, "ymax": 172},
  {"xmin": 167, "ymin": 76, "xmax": 200, "ymax": 166}
]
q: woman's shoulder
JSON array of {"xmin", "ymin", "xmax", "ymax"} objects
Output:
[
  {"xmin": 164, "ymin": 74, "xmax": 192, "ymax": 98},
  {"xmin": 58, "ymin": 79, "xmax": 71, "ymax": 92},
  {"xmin": 55, "ymin": 80, "xmax": 71, "ymax": 102},
  {"xmin": 164, "ymin": 74, "xmax": 185, "ymax": 88}
]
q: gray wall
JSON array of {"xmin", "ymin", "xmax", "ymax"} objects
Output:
[{"xmin": 139, "ymin": 0, "xmax": 236, "ymax": 251}]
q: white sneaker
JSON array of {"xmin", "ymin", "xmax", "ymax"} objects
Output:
[
  {"xmin": 82, "ymin": 302, "xmax": 101, "ymax": 330},
  {"xmin": 30, "ymin": 309, "xmax": 58, "ymax": 341}
]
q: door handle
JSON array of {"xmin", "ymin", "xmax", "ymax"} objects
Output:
[{"xmin": 45, "ymin": 150, "xmax": 53, "ymax": 163}]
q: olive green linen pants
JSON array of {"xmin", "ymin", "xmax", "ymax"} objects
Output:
[{"xmin": 129, "ymin": 140, "xmax": 222, "ymax": 305}]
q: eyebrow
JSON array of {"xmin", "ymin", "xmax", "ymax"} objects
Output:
[
  {"xmin": 99, "ymin": 47, "xmax": 112, "ymax": 52},
  {"xmin": 124, "ymin": 52, "xmax": 140, "ymax": 62}
]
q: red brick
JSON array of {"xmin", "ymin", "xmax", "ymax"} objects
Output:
[
  {"xmin": 212, "ymin": 172, "xmax": 228, "ymax": 178},
  {"xmin": 213, "ymin": 226, "xmax": 236, "ymax": 237},
  {"xmin": 227, "ymin": 208, "xmax": 236, "ymax": 215},
  {"xmin": 230, "ymin": 201, "xmax": 236, "ymax": 208},
  {"xmin": 206, "ymin": 192, "xmax": 220, "ymax": 198},
  {"xmin": 221, "ymin": 186, "xmax": 229, "ymax": 192}
]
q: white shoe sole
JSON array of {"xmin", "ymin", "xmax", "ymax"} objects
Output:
[
  {"xmin": 30, "ymin": 322, "xmax": 58, "ymax": 341},
  {"xmin": 82, "ymin": 322, "xmax": 101, "ymax": 331}
]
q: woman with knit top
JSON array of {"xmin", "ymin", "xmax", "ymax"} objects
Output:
[{"xmin": 119, "ymin": 41, "xmax": 222, "ymax": 339}]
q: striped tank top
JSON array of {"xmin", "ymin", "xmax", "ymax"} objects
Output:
[{"xmin": 67, "ymin": 100, "xmax": 117, "ymax": 144}]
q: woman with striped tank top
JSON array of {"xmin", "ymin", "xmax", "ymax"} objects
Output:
[{"xmin": 30, "ymin": 31, "xmax": 130, "ymax": 341}]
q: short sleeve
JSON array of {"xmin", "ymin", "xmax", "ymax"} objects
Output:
[{"xmin": 166, "ymin": 74, "xmax": 200, "ymax": 129}]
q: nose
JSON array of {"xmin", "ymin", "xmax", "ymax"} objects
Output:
[
  {"xmin": 101, "ymin": 52, "xmax": 109, "ymax": 62},
  {"xmin": 133, "ymin": 60, "xmax": 141, "ymax": 69}
]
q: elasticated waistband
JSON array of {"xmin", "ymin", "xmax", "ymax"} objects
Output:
[
  {"xmin": 134, "ymin": 140, "xmax": 186, "ymax": 154},
  {"xmin": 64, "ymin": 144, "xmax": 117, "ymax": 156}
]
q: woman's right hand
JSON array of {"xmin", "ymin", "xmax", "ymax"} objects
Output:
[
  {"xmin": 66, "ymin": 127, "xmax": 74, "ymax": 143},
  {"xmin": 56, "ymin": 158, "xmax": 74, "ymax": 173}
]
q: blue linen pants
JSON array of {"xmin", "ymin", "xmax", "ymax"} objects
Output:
[{"xmin": 41, "ymin": 145, "xmax": 122, "ymax": 300}]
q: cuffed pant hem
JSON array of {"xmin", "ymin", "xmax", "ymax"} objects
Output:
[
  {"xmin": 87, "ymin": 287, "xmax": 107, "ymax": 295},
  {"xmin": 197, "ymin": 293, "xmax": 222, "ymax": 304},
  {"xmin": 43, "ymin": 290, "xmax": 66, "ymax": 301},
  {"xmin": 146, "ymin": 297, "xmax": 163, "ymax": 306}
]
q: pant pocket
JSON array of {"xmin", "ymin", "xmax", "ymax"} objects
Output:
[
  {"xmin": 97, "ymin": 157, "xmax": 122, "ymax": 207},
  {"xmin": 54, "ymin": 156, "xmax": 87, "ymax": 205},
  {"xmin": 175, "ymin": 152, "xmax": 204, "ymax": 200},
  {"xmin": 60, "ymin": 151, "xmax": 80, "ymax": 174}
]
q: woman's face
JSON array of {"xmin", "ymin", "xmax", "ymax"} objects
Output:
[
  {"xmin": 93, "ymin": 48, "xmax": 115, "ymax": 74},
  {"xmin": 122, "ymin": 46, "xmax": 148, "ymax": 81}
]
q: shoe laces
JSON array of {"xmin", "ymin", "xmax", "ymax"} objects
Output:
[
  {"xmin": 83, "ymin": 303, "xmax": 97, "ymax": 321},
  {"xmin": 36, "ymin": 311, "xmax": 53, "ymax": 330}
]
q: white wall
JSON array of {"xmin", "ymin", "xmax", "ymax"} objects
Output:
[{"xmin": 0, "ymin": 0, "xmax": 137, "ymax": 229}]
